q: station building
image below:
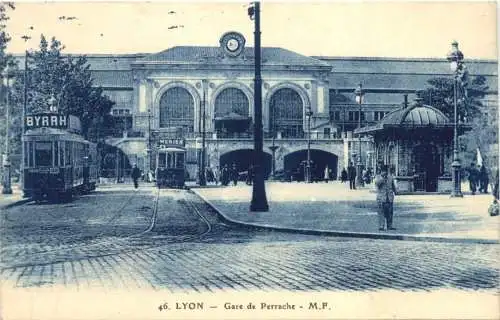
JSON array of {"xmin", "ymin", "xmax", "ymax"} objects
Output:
[{"xmin": 33, "ymin": 32, "xmax": 500, "ymax": 182}]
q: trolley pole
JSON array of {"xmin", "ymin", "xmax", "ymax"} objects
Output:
[{"xmin": 249, "ymin": 1, "xmax": 269, "ymax": 212}]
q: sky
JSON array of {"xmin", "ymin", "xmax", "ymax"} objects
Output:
[{"xmin": 4, "ymin": 1, "xmax": 498, "ymax": 59}]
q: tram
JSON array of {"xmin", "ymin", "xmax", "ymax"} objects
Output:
[
  {"xmin": 22, "ymin": 113, "xmax": 98, "ymax": 202},
  {"xmin": 155, "ymin": 137, "xmax": 186, "ymax": 189}
]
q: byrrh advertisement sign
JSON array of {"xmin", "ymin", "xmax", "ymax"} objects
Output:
[{"xmin": 25, "ymin": 113, "xmax": 82, "ymax": 133}]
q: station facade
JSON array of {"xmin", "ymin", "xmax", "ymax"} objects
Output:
[{"xmin": 70, "ymin": 31, "xmax": 498, "ymax": 181}]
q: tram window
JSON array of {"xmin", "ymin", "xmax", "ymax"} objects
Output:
[
  {"xmin": 167, "ymin": 153, "xmax": 174, "ymax": 168},
  {"xmin": 35, "ymin": 142, "xmax": 53, "ymax": 166},
  {"xmin": 54, "ymin": 141, "xmax": 59, "ymax": 166},
  {"xmin": 176, "ymin": 153, "xmax": 185, "ymax": 169},
  {"xmin": 65, "ymin": 142, "xmax": 72, "ymax": 165},
  {"xmin": 59, "ymin": 142, "xmax": 65, "ymax": 166},
  {"xmin": 158, "ymin": 153, "xmax": 166, "ymax": 168},
  {"xmin": 24, "ymin": 142, "xmax": 29, "ymax": 167}
]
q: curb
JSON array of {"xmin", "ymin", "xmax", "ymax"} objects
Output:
[
  {"xmin": 191, "ymin": 189, "xmax": 499, "ymax": 245},
  {"xmin": 1, "ymin": 198, "xmax": 31, "ymax": 210}
]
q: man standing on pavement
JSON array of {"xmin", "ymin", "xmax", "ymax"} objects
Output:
[
  {"xmin": 131, "ymin": 164, "xmax": 141, "ymax": 189},
  {"xmin": 347, "ymin": 161, "xmax": 356, "ymax": 190},
  {"xmin": 374, "ymin": 164, "xmax": 397, "ymax": 231}
]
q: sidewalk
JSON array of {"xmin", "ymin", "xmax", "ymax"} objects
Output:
[
  {"xmin": 192, "ymin": 181, "xmax": 500, "ymax": 244},
  {"xmin": 0, "ymin": 184, "xmax": 26, "ymax": 209}
]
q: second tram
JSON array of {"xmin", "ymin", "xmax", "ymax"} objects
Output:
[{"xmin": 155, "ymin": 138, "xmax": 186, "ymax": 189}]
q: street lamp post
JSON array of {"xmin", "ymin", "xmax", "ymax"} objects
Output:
[
  {"xmin": 354, "ymin": 83, "xmax": 364, "ymax": 188},
  {"xmin": 200, "ymin": 79, "xmax": 207, "ymax": 186},
  {"xmin": 146, "ymin": 108, "xmax": 152, "ymax": 182},
  {"xmin": 2, "ymin": 66, "xmax": 13, "ymax": 194},
  {"xmin": 268, "ymin": 102, "xmax": 278, "ymax": 179},
  {"xmin": 447, "ymin": 41, "xmax": 464, "ymax": 198},
  {"xmin": 305, "ymin": 106, "xmax": 313, "ymax": 183},
  {"xmin": 249, "ymin": 1, "xmax": 269, "ymax": 212}
]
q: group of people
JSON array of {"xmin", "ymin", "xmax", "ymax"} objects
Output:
[
  {"xmin": 340, "ymin": 162, "xmax": 373, "ymax": 190},
  {"xmin": 466, "ymin": 163, "xmax": 491, "ymax": 195},
  {"xmin": 205, "ymin": 164, "xmax": 246, "ymax": 186}
]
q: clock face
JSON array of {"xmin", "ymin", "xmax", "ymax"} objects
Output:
[
  {"xmin": 227, "ymin": 39, "xmax": 239, "ymax": 52},
  {"xmin": 220, "ymin": 31, "xmax": 245, "ymax": 57}
]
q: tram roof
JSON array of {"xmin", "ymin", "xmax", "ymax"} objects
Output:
[
  {"xmin": 158, "ymin": 147, "xmax": 185, "ymax": 152},
  {"xmin": 23, "ymin": 127, "xmax": 89, "ymax": 142}
]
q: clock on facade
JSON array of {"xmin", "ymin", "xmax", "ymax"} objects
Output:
[{"xmin": 220, "ymin": 31, "xmax": 246, "ymax": 57}]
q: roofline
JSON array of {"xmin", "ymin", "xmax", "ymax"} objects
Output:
[
  {"xmin": 313, "ymin": 56, "xmax": 498, "ymax": 63},
  {"xmin": 10, "ymin": 52, "xmax": 497, "ymax": 63}
]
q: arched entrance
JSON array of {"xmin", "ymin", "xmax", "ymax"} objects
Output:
[
  {"xmin": 269, "ymin": 88, "xmax": 303, "ymax": 138},
  {"xmin": 159, "ymin": 87, "xmax": 195, "ymax": 132},
  {"xmin": 220, "ymin": 149, "xmax": 272, "ymax": 179},
  {"xmin": 413, "ymin": 144, "xmax": 440, "ymax": 192},
  {"xmin": 214, "ymin": 88, "xmax": 251, "ymax": 136},
  {"xmin": 284, "ymin": 150, "xmax": 338, "ymax": 182},
  {"xmin": 100, "ymin": 144, "xmax": 132, "ymax": 181}
]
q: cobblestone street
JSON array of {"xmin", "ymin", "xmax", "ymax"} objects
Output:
[{"xmin": 1, "ymin": 185, "xmax": 498, "ymax": 292}]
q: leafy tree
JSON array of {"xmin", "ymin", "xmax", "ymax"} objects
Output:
[
  {"xmin": 10, "ymin": 35, "xmax": 115, "ymax": 141},
  {"xmin": 417, "ymin": 75, "xmax": 488, "ymax": 123},
  {"xmin": 417, "ymin": 74, "xmax": 497, "ymax": 178}
]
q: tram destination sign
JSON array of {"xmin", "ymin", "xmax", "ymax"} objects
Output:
[
  {"xmin": 157, "ymin": 138, "xmax": 185, "ymax": 149},
  {"xmin": 25, "ymin": 114, "xmax": 81, "ymax": 133}
]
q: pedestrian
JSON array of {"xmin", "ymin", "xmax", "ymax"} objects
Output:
[
  {"xmin": 213, "ymin": 166, "xmax": 219, "ymax": 185},
  {"xmin": 324, "ymin": 165, "xmax": 330, "ymax": 183},
  {"xmin": 479, "ymin": 165, "xmax": 489, "ymax": 194},
  {"xmin": 231, "ymin": 163, "xmax": 238, "ymax": 186},
  {"xmin": 347, "ymin": 162, "xmax": 356, "ymax": 190},
  {"xmin": 374, "ymin": 164, "xmax": 397, "ymax": 231},
  {"xmin": 340, "ymin": 168, "xmax": 348, "ymax": 183},
  {"xmin": 131, "ymin": 163, "xmax": 141, "ymax": 189},
  {"xmin": 246, "ymin": 165, "xmax": 254, "ymax": 185},
  {"xmin": 221, "ymin": 165, "xmax": 229, "ymax": 186},
  {"xmin": 467, "ymin": 163, "xmax": 479, "ymax": 195},
  {"xmin": 493, "ymin": 169, "xmax": 499, "ymax": 200}
]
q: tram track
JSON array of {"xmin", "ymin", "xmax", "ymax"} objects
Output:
[{"xmin": 1, "ymin": 188, "xmax": 216, "ymax": 272}]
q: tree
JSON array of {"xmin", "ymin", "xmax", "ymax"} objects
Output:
[
  {"xmin": 416, "ymin": 75, "xmax": 488, "ymax": 123},
  {"xmin": 417, "ymin": 74, "xmax": 497, "ymax": 177},
  {"xmin": 11, "ymin": 35, "xmax": 115, "ymax": 141}
]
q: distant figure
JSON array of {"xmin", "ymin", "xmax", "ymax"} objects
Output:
[
  {"xmin": 212, "ymin": 166, "xmax": 219, "ymax": 185},
  {"xmin": 324, "ymin": 166, "xmax": 330, "ymax": 183},
  {"xmin": 347, "ymin": 162, "xmax": 356, "ymax": 190},
  {"xmin": 131, "ymin": 164, "xmax": 141, "ymax": 189},
  {"xmin": 340, "ymin": 168, "xmax": 348, "ymax": 183},
  {"xmin": 493, "ymin": 169, "xmax": 499, "ymax": 200},
  {"xmin": 246, "ymin": 165, "xmax": 254, "ymax": 185},
  {"xmin": 479, "ymin": 165, "xmax": 489, "ymax": 194},
  {"xmin": 467, "ymin": 163, "xmax": 479, "ymax": 195},
  {"xmin": 221, "ymin": 165, "xmax": 229, "ymax": 186},
  {"xmin": 231, "ymin": 163, "xmax": 238, "ymax": 186},
  {"xmin": 374, "ymin": 164, "xmax": 397, "ymax": 231}
]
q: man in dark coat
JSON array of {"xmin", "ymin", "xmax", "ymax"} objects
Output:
[
  {"xmin": 131, "ymin": 164, "xmax": 142, "ymax": 189},
  {"xmin": 479, "ymin": 165, "xmax": 489, "ymax": 194},
  {"xmin": 347, "ymin": 162, "xmax": 356, "ymax": 190},
  {"xmin": 467, "ymin": 163, "xmax": 479, "ymax": 195},
  {"xmin": 231, "ymin": 163, "xmax": 238, "ymax": 186}
]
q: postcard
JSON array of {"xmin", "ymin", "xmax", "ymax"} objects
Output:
[{"xmin": 0, "ymin": 1, "xmax": 498, "ymax": 319}]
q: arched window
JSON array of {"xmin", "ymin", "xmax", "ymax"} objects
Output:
[
  {"xmin": 269, "ymin": 88, "xmax": 303, "ymax": 138},
  {"xmin": 159, "ymin": 87, "xmax": 194, "ymax": 132},
  {"xmin": 214, "ymin": 88, "xmax": 249, "ymax": 117}
]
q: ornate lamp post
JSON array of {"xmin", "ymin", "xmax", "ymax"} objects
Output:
[
  {"xmin": 447, "ymin": 41, "xmax": 464, "ymax": 197},
  {"xmin": 249, "ymin": 1, "xmax": 269, "ymax": 211},
  {"xmin": 354, "ymin": 83, "xmax": 364, "ymax": 187},
  {"xmin": 305, "ymin": 106, "xmax": 313, "ymax": 183},
  {"xmin": 2, "ymin": 65, "xmax": 13, "ymax": 194}
]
